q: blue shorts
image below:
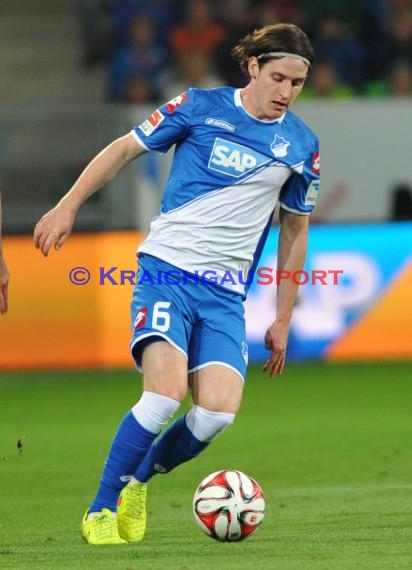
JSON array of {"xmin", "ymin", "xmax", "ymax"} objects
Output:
[{"xmin": 130, "ymin": 254, "xmax": 248, "ymax": 381}]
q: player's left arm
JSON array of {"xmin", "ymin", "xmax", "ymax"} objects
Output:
[
  {"xmin": 263, "ymin": 208, "xmax": 309, "ymax": 376},
  {"xmin": 0, "ymin": 191, "xmax": 9, "ymax": 314}
]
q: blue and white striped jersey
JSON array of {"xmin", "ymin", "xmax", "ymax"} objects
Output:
[{"xmin": 132, "ymin": 87, "xmax": 320, "ymax": 295}]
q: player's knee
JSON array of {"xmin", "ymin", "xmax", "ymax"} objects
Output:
[
  {"xmin": 132, "ymin": 391, "xmax": 181, "ymax": 434},
  {"xmin": 143, "ymin": 366, "xmax": 188, "ymax": 402},
  {"xmin": 150, "ymin": 382, "xmax": 187, "ymax": 402},
  {"xmin": 186, "ymin": 405, "xmax": 235, "ymax": 442}
]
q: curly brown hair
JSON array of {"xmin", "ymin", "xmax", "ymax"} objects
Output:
[{"xmin": 232, "ymin": 23, "xmax": 315, "ymax": 75}]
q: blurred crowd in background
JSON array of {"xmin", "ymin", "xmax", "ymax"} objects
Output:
[{"xmin": 78, "ymin": 0, "xmax": 412, "ymax": 104}]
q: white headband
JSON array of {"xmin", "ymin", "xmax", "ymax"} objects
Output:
[{"xmin": 257, "ymin": 52, "xmax": 311, "ymax": 67}]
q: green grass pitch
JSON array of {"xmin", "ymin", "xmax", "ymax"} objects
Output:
[{"xmin": 1, "ymin": 361, "xmax": 411, "ymax": 569}]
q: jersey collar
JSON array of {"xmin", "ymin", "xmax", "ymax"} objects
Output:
[{"xmin": 234, "ymin": 89, "xmax": 286, "ymax": 124}]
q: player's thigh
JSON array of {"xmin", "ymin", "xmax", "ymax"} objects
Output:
[
  {"xmin": 130, "ymin": 255, "xmax": 196, "ymax": 388},
  {"xmin": 189, "ymin": 365, "xmax": 244, "ymax": 414},
  {"xmin": 188, "ymin": 285, "xmax": 248, "ymax": 406},
  {"xmin": 142, "ymin": 340, "xmax": 189, "ymax": 402}
]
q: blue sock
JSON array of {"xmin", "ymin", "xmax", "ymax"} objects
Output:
[
  {"xmin": 89, "ymin": 411, "xmax": 157, "ymax": 513},
  {"xmin": 135, "ymin": 414, "xmax": 209, "ymax": 483}
]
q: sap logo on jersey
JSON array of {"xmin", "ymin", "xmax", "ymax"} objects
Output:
[{"xmin": 208, "ymin": 138, "xmax": 271, "ymax": 178}]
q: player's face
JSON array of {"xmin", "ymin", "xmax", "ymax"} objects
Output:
[{"xmin": 246, "ymin": 57, "xmax": 308, "ymax": 120}]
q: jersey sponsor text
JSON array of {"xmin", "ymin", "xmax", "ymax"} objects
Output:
[{"xmin": 208, "ymin": 137, "xmax": 271, "ymax": 178}]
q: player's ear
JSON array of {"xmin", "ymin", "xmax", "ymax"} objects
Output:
[{"xmin": 248, "ymin": 57, "xmax": 259, "ymax": 81}]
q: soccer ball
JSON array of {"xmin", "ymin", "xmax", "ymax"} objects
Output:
[{"xmin": 192, "ymin": 469, "xmax": 265, "ymax": 542}]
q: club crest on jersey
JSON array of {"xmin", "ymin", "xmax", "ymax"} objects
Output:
[
  {"xmin": 139, "ymin": 110, "xmax": 164, "ymax": 136},
  {"xmin": 270, "ymin": 135, "xmax": 290, "ymax": 158},
  {"xmin": 134, "ymin": 307, "xmax": 148, "ymax": 330},
  {"xmin": 208, "ymin": 137, "xmax": 271, "ymax": 178},
  {"xmin": 165, "ymin": 92, "xmax": 188, "ymax": 113}
]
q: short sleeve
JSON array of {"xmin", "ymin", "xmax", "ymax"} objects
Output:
[
  {"xmin": 279, "ymin": 141, "xmax": 320, "ymax": 215},
  {"xmin": 131, "ymin": 90, "xmax": 194, "ymax": 154}
]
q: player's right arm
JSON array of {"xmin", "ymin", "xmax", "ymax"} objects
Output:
[{"xmin": 34, "ymin": 133, "xmax": 145, "ymax": 257}]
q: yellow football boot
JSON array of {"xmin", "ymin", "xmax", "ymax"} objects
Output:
[
  {"xmin": 117, "ymin": 480, "xmax": 148, "ymax": 542},
  {"xmin": 81, "ymin": 508, "xmax": 127, "ymax": 545}
]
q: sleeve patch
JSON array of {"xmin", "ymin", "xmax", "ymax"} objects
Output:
[
  {"xmin": 311, "ymin": 151, "xmax": 320, "ymax": 174},
  {"xmin": 305, "ymin": 180, "xmax": 320, "ymax": 206},
  {"xmin": 165, "ymin": 92, "xmax": 188, "ymax": 113},
  {"xmin": 139, "ymin": 109, "xmax": 165, "ymax": 136}
]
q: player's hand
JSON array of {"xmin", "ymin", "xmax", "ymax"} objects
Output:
[
  {"xmin": 33, "ymin": 204, "xmax": 75, "ymax": 257},
  {"xmin": 262, "ymin": 321, "xmax": 289, "ymax": 376},
  {"xmin": 0, "ymin": 255, "xmax": 9, "ymax": 314}
]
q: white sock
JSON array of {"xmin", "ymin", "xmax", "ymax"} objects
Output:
[
  {"xmin": 131, "ymin": 391, "xmax": 180, "ymax": 434},
  {"xmin": 185, "ymin": 405, "xmax": 235, "ymax": 442}
]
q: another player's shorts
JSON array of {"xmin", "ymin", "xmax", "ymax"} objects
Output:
[{"xmin": 130, "ymin": 253, "xmax": 248, "ymax": 381}]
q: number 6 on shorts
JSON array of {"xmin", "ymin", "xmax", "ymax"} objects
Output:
[{"xmin": 152, "ymin": 301, "xmax": 171, "ymax": 332}]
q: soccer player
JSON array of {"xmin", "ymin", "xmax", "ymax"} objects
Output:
[
  {"xmin": 0, "ymin": 192, "xmax": 9, "ymax": 315},
  {"xmin": 34, "ymin": 23, "xmax": 319, "ymax": 544}
]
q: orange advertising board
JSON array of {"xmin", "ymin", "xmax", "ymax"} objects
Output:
[
  {"xmin": 1, "ymin": 226, "xmax": 411, "ymax": 370},
  {"xmin": 0, "ymin": 232, "xmax": 144, "ymax": 370}
]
